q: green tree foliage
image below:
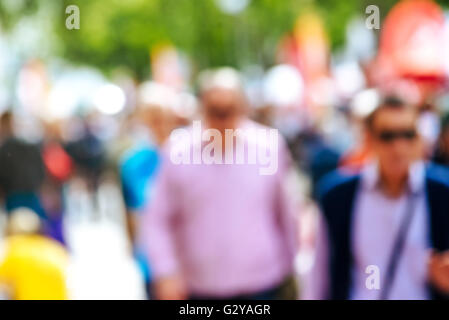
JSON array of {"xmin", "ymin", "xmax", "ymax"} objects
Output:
[{"xmin": 0, "ymin": 0, "xmax": 447, "ymax": 79}]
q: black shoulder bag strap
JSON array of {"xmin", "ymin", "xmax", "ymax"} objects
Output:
[{"xmin": 379, "ymin": 191, "xmax": 419, "ymax": 300}]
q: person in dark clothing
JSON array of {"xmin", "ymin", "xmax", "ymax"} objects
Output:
[
  {"xmin": 64, "ymin": 118, "xmax": 105, "ymax": 191},
  {"xmin": 433, "ymin": 113, "xmax": 449, "ymax": 166},
  {"xmin": 0, "ymin": 111, "xmax": 46, "ymax": 218},
  {"xmin": 307, "ymin": 98, "xmax": 449, "ymax": 300},
  {"xmin": 289, "ymin": 129, "xmax": 340, "ymax": 199}
]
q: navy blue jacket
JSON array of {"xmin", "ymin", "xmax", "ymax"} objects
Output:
[{"xmin": 318, "ymin": 164, "xmax": 449, "ymax": 300}]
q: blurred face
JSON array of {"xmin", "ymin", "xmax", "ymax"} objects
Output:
[
  {"xmin": 202, "ymin": 87, "xmax": 243, "ymax": 130},
  {"xmin": 369, "ymin": 106, "xmax": 420, "ymax": 182},
  {"xmin": 142, "ymin": 106, "xmax": 175, "ymax": 146}
]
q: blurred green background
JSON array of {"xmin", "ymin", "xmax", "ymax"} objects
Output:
[{"xmin": 0, "ymin": 0, "xmax": 447, "ymax": 80}]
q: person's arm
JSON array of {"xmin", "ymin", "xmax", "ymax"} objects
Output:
[
  {"xmin": 302, "ymin": 213, "xmax": 330, "ymax": 300},
  {"xmin": 142, "ymin": 155, "xmax": 187, "ymax": 299},
  {"xmin": 274, "ymin": 137, "xmax": 299, "ymax": 263}
]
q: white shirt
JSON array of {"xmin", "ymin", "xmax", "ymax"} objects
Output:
[{"xmin": 305, "ymin": 161, "xmax": 432, "ymax": 300}]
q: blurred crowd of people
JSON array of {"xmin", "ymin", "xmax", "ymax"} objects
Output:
[{"xmin": 1, "ymin": 0, "xmax": 449, "ymax": 300}]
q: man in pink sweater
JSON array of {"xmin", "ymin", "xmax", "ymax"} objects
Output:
[{"xmin": 143, "ymin": 68, "xmax": 298, "ymax": 300}]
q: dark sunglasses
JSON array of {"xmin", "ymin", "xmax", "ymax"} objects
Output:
[{"xmin": 376, "ymin": 129, "xmax": 417, "ymax": 143}]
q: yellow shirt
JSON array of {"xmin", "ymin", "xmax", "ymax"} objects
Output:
[{"xmin": 0, "ymin": 234, "xmax": 68, "ymax": 300}]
